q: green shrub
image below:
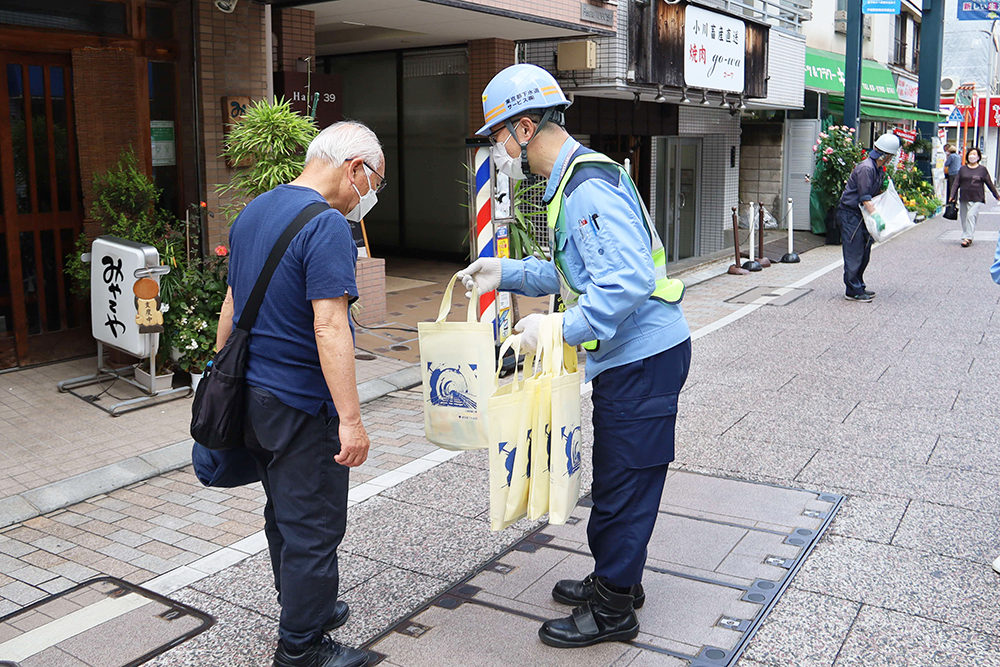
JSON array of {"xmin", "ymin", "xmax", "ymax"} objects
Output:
[{"xmin": 217, "ymin": 97, "xmax": 318, "ymax": 222}]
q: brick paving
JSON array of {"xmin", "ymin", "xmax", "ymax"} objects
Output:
[{"xmin": 0, "ymin": 353, "xmax": 407, "ymax": 503}]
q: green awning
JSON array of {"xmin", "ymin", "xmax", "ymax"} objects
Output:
[
  {"xmin": 805, "ymin": 47, "xmax": 900, "ymax": 103},
  {"xmin": 828, "ymin": 99, "xmax": 947, "ymax": 123}
]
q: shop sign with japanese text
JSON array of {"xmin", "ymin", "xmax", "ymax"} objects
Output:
[
  {"xmin": 89, "ymin": 237, "xmax": 160, "ymax": 358},
  {"xmin": 958, "ymin": 1, "xmax": 1000, "ymax": 20},
  {"xmin": 684, "ymin": 5, "xmax": 745, "ymax": 93}
]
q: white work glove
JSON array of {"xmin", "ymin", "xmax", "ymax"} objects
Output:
[
  {"xmin": 457, "ymin": 258, "xmax": 502, "ymax": 299},
  {"xmin": 514, "ymin": 313, "xmax": 544, "ymax": 354}
]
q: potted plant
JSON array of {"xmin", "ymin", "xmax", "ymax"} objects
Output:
[
  {"xmin": 171, "ymin": 244, "xmax": 229, "ymax": 387},
  {"xmin": 66, "ymin": 149, "xmax": 184, "ymax": 375},
  {"xmin": 218, "ymin": 97, "xmax": 318, "ymax": 222}
]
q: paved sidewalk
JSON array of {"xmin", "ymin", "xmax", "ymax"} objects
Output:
[{"xmin": 6, "ymin": 214, "xmax": 1000, "ymax": 666}]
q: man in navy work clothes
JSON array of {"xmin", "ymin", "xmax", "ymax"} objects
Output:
[
  {"xmin": 459, "ymin": 64, "xmax": 691, "ymax": 648},
  {"xmin": 838, "ymin": 132, "xmax": 899, "ymax": 302},
  {"xmin": 216, "ymin": 121, "xmax": 384, "ymax": 667}
]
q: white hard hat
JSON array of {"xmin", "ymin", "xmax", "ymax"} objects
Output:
[
  {"xmin": 476, "ymin": 64, "xmax": 571, "ymax": 136},
  {"xmin": 874, "ymin": 133, "xmax": 900, "ymax": 155}
]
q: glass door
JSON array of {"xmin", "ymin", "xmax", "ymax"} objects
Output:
[
  {"xmin": 0, "ymin": 52, "xmax": 86, "ymax": 367},
  {"xmin": 657, "ymin": 137, "xmax": 702, "ymax": 264}
]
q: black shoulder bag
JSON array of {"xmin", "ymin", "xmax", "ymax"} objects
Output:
[{"xmin": 190, "ymin": 201, "xmax": 330, "ymax": 451}]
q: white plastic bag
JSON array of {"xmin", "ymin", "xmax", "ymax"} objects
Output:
[
  {"xmin": 863, "ymin": 180, "xmax": 914, "ymax": 243},
  {"xmin": 418, "ymin": 274, "xmax": 495, "ymax": 450}
]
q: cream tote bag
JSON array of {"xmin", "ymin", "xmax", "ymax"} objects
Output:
[
  {"xmin": 418, "ymin": 274, "xmax": 496, "ymax": 450},
  {"xmin": 546, "ymin": 315, "xmax": 583, "ymax": 525},
  {"xmin": 487, "ymin": 335, "xmax": 525, "ymax": 531}
]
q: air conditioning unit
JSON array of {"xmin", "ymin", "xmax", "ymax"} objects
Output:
[{"xmin": 941, "ymin": 76, "xmax": 958, "ymax": 94}]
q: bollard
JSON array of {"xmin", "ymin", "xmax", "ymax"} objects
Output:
[
  {"xmin": 741, "ymin": 205, "xmax": 762, "ymax": 272},
  {"xmin": 756, "ymin": 201, "xmax": 771, "ymax": 268},
  {"xmin": 781, "ymin": 197, "xmax": 800, "ymax": 263},
  {"xmin": 728, "ymin": 206, "xmax": 750, "ymax": 275}
]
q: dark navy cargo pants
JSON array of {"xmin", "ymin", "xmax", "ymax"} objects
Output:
[
  {"xmin": 588, "ymin": 338, "xmax": 692, "ymax": 588},
  {"xmin": 838, "ymin": 207, "xmax": 872, "ymax": 297},
  {"xmin": 244, "ymin": 385, "xmax": 349, "ymax": 652}
]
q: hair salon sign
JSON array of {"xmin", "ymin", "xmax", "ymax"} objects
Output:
[{"xmin": 684, "ymin": 5, "xmax": 746, "ymax": 94}]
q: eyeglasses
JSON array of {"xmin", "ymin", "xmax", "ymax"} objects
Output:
[
  {"xmin": 363, "ymin": 161, "xmax": 388, "ymax": 194},
  {"xmin": 345, "ymin": 159, "xmax": 387, "ymax": 194}
]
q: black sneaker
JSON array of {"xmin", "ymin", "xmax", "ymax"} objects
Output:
[
  {"xmin": 864, "ymin": 289, "xmax": 876, "ymax": 297},
  {"xmin": 844, "ymin": 293, "xmax": 873, "ymax": 302},
  {"xmin": 272, "ymin": 636, "xmax": 369, "ymax": 667},
  {"xmin": 322, "ymin": 601, "xmax": 350, "ymax": 632}
]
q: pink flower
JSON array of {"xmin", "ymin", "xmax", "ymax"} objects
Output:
[
  {"xmin": 813, "ymin": 145, "xmax": 818, "ymax": 152},
  {"xmin": 819, "ymin": 132, "xmax": 828, "ymax": 139},
  {"xmin": 824, "ymin": 147, "xmax": 834, "ymax": 155},
  {"xmin": 849, "ymin": 128, "xmax": 856, "ymax": 134},
  {"xmin": 822, "ymin": 156, "xmax": 829, "ymax": 162},
  {"xmin": 215, "ymin": 245, "xmax": 228, "ymax": 257}
]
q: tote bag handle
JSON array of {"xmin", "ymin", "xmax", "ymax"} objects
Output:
[
  {"xmin": 436, "ymin": 273, "xmax": 479, "ymax": 324},
  {"xmin": 495, "ymin": 334, "xmax": 523, "ymax": 391}
]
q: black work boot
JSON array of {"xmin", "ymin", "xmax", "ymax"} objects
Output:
[
  {"xmin": 272, "ymin": 636, "xmax": 369, "ymax": 667},
  {"xmin": 322, "ymin": 601, "xmax": 350, "ymax": 632},
  {"xmin": 538, "ymin": 578, "xmax": 639, "ymax": 648},
  {"xmin": 552, "ymin": 573, "xmax": 645, "ymax": 609}
]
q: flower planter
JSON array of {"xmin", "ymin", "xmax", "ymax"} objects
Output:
[
  {"xmin": 190, "ymin": 372, "xmax": 204, "ymax": 392},
  {"xmin": 907, "ymin": 211, "xmax": 917, "ymax": 222},
  {"xmin": 135, "ymin": 366, "xmax": 174, "ymax": 393}
]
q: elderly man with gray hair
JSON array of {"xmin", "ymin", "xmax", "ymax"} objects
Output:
[{"xmin": 216, "ymin": 121, "xmax": 385, "ymax": 667}]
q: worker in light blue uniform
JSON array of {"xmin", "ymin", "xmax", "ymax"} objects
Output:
[{"xmin": 458, "ymin": 64, "xmax": 691, "ymax": 649}]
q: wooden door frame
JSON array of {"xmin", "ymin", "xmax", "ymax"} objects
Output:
[{"xmin": 0, "ymin": 52, "xmax": 84, "ymax": 361}]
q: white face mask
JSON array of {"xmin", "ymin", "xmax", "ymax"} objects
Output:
[
  {"xmin": 346, "ymin": 165, "xmax": 378, "ymax": 222},
  {"xmin": 969, "ymin": 153, "xmax": 980, "ymax": 164},
  {"xmin": 492, "ymin": 132, "xmax": 528, "ymax": 180}
]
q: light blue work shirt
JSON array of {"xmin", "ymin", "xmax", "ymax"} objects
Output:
[
  {"xmin": 991, "ymin": 230, "xmax": 1000, "ymax": 285},
  {"xmin": 498, "ymin": 137, "xmax": 690, "ymax": 382}
]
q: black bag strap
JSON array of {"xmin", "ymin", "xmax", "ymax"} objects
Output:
[{"xmin": 237, "ymin": 201, "xmax": 330, "ymax": 333}]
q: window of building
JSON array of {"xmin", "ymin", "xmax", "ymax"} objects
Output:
[
  {"xmin": 0, "ymin": 0, "xmax": 127, "ymax": 36},
  {"xmin": 893, "ymin": 14, "xmax": 908, "ymax": 67},
  {"xmin": 912, "ymin": 20, "xmax": 921, "ymax": 71}
]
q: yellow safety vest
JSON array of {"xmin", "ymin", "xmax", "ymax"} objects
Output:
[{"xmin": 546, "ymin": 153, "xmax": 684, "ymax": 351}]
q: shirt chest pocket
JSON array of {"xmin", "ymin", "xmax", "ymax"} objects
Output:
[{"xmin": 568, "ymin": 218, "xmax": 614, "ymax": 278}]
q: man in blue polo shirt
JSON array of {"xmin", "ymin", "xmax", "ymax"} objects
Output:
[{"xmin": 216, "ymin": 121, "xmax": 383, "ymax": 667}]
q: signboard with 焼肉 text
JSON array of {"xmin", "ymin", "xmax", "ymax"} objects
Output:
[{"xmin": 684, "ymin": 5, "xmax": 746, "ymax": 93}]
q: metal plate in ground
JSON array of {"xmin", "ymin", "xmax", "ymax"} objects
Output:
[
  {"xmin": 364, "ymin": 470, "xmax": 842, "ymax": 667},
  {"xmin": 724, "ymin": 286, "xmax": 812, "ymax": 306},
  {"xmin": 0, "ymin": 577, "xmax": 213, "ymax": 667}
]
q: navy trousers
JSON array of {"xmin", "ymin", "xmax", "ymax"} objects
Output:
[
  {"xmin": 244, "ymin": 385, "xmax": 350, "ymax": 651},
  {"xmin": 838, "ymin": 207, "xmax": 872, "ymax": 297},
  {"xmin": 588, "ymin": 339, "xmax": 692, "ymax": 588}
]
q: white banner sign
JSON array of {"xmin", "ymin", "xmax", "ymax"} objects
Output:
[
  {"xmin": 896, "ymin": 76, "xmax": 918, "ymax": 104},
  {"xmin": 684, "ymin": 5, "xmax": 746, "ymax": 93}
]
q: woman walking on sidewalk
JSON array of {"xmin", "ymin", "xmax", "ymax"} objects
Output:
[{"xmin": 949, "ymin": 147, "xmax": 1000, "ymax": 247}]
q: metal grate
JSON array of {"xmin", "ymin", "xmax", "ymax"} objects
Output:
[{"xmin": 402, "ymin": 49, "xmax": 467, "ymax": 78}]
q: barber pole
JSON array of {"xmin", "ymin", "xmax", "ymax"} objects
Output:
[{"xmin": 473, "ymin": 147, "xmax": 500, "ymax": 337}]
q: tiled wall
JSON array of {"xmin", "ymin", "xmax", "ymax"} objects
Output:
[
  {"xmin": 468, "ymin": 38, "xmax": 516, "ymax": 136},
  {"xmin": 355, "ymin": 257, "xmax": 387, "ymax": 326},
  {"xmin": 275, "ymin": 8, "xmax": 315, "ymax": 72},
  {"xmin": 678, "ymin": 106, "xmax": 741, "ymax": 253},
  {"xmin": 195, "ymin": 0, "xmax": 268, "ymax": 249},
  {"xmin": 460, "ymin": 0, "xmax": 616, "ymax": 29},
  {"xmin": 740, "ymin": 124, "xmax": 784, "ymax": 217},
  {"xmin": 521, "ymin": 0, "xmax": 627, "ymax": 87}
]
